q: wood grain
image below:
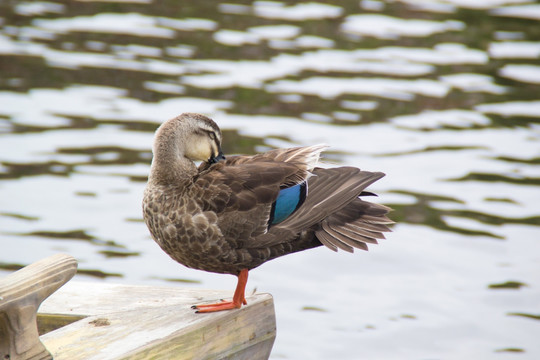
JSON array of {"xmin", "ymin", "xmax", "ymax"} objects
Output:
[
  {"xmin": 0, "ymin": 254, "xmax": 77, "ymax": 360},
  {"xmin": 40, "ymin": 282, "xmax": 276, "ymax": 360}
]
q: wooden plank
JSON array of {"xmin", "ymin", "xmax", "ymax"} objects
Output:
[
  {"xmin": 0, "ymin": 253, "xmax": 77, "ymax": 360},
  {"xmin": 39, "ymin": 282, "xmax": 276, "ymax": 360}
]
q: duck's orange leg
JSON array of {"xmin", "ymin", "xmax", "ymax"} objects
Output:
[{"xmin": 193, "ymin": 269, "xmax": 249, "ymax": 313}]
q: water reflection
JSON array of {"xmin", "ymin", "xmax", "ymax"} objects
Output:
[{"xmin": 1, "ymin": 0, "xmax": 539, "ymax": 358}]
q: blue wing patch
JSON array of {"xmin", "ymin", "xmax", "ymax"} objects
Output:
[{"xmin": 269, "ymin": 182, "xmax": 307, "ymax": 225}]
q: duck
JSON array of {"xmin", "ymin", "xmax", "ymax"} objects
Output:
[{"xmin": 142, "ymin": 113, "xmax": 392, "ymax": 313}]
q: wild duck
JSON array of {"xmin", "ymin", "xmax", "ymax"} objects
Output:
[{"xmin": 143, "ymin": 113, "xmax": 392, "ymax": 313}]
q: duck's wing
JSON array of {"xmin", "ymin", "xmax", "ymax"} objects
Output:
[
  {"xmin": 284, "ymin": 167, "xmax": 386, "ymax": 229},
  {"xmin": 210, "ymin": 144, "xmax": 327, "ymax": 171},
  {"xmin": 250, "ymin": 144, "xmax": 328, "ymax": 171},
  {"xmin": 254, "ymin": 167, "xmax": 392, "ymax": 250},
  {"xmin": 196, "ymin": 144, "xmax": 326, "ymax": 185},
  {"xmin": 194, "ymin": 145, "xmax": 327, "ymax": 239}
]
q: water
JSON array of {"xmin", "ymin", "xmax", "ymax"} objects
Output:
[{"xmin": 1, "ymin": 0, "xmax": 539, "ymax": 358}]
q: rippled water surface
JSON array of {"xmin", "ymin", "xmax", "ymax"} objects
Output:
[{"xmin": 1, "ymin": 0, "xmax": 540, "ymax": 358}]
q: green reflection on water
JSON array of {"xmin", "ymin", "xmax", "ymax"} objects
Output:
[
  {"xmin": 377, "ymin": 145, "xmax": 488, "ymax": 157},
  {"xmin": 450, "ymin": 172, "xmax": 540, "ymax": 186},
  {"xmin": 508, "ymin": 312, "xmax": 540, "ymax": 321},
  {"xmin": 0, "ymin": 261, "xmax": 123, "ymax": 279},
  {"xmin": 77, "ymin": 268, "xmax": 123, "ymax": 278},
  {"xmin": 386, "ymin": 190, "xmax": 539, "ymax": 239},
  {"xmin": 151, "ymin": 276, "xmax": 202, "ymax": 284},
  {"xmin": 0, "ymin": 212, "xmax": 39, "ymax": 221},
  {"xmin": 488, "ymin": 280, "xmax": 528, "ymax": 289},
  {"xmin": 98, "ymin": 250, "xmax": 141, "ymax": 258},
  {"xmin": 495, "ymin": 348, "xmax": 525, "ymax": 353},
  {"xmin": 18, "ymin": 229, "xmax": 125, "ymax": 248}
]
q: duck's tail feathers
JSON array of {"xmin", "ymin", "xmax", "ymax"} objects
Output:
[{"xmin": 315, "ymin": 199, "xmax": 393, "ymax": 252}]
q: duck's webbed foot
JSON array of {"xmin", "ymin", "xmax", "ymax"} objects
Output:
[
  {"xmin": 192, "ymin": 299, "xmax": 243, "ymax": 313},
  {"xmin": 192, "ymin": 269, "xmax": 248, "ymax": 313}
]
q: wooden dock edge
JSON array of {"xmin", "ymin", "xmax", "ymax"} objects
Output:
[
  {"xmin": 0, "ymin": 253, "xmax": 77, "ymax": 360},
  {"xmin": 39, "ymin": 282, "xmax": 276, "ymax": 360}
]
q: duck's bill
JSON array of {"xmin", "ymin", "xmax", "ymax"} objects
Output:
[{"xmin": 208, "ymin": 150, "xmax": 226, "ymax": 164}]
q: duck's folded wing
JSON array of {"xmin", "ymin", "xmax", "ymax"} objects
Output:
[
  {"xmin": 255, "ymin": 167, "xmax": 391, "ymax": 249},
  {"xmin": 194, "ymin": 144, "xmax": 328, "ymax": 217},
  {"xmin": 195, "ymin": 160, "xmax": 307, "ymax": 239},
  {"xmin": 212, "ymin": 144, "xmax": 327, "ymax": 172},
  {"xmin": 280, "ymin": 167, "xmax": 384, "ymax": 228},
  {"xmin": 253, "ymin": 144, "xmax": 328, "ymax": 171}
]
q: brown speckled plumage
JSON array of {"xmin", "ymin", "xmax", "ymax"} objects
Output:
[{"xmin": 143, "ymin": 113, "xmax": 393, "ymax": 312}]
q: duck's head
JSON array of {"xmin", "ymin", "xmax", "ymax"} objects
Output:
[{"xmin": 155, "ymin": 113, "xmax": 225, "ymax": 165}]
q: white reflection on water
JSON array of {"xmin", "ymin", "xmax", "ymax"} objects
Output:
[
  {"xmin": 491, "ymin": 3, "xmax": 540, "ymax": 20},
  {"xmin": 352, "ymin": 43, "xmax": 488, "ymax": 64},
  {"xmin": 0, "ymin": 36, "xmax": 189, "ymax": 74},
  {"xmin": 475, "ymin": 100, "xmax": 540, "ymax": 117},
  {"xmin": 33, "ymin": 13, "xmax": 217, "ymax": 37},
  {"xmin": 267, "ymin": 77, "xmax": 450, "ymax": 100},
  {"xmin": 266, "ymin": 223, "xmax": 540, "ymax": 359},
  {"xmin": 295, "ymin": 35, "xmax": 335, "ymax": 49},
  {"xmin": 341, "ymin": 14, "xmax": 464, "ymax": 39},
  {"xmin": 213, "ymin": 29, "xmax": 261, "ymax": 46},
  {"xmin": 248, "ymin": 24, "xmax": 301, "ymax": 39},
  {"xmin": 214, "ymin": 24, "xmax": 310, "ymax": 48},
  {"xmin": 340, "ymin": 100, "xmax": 379, "ymax": 111},
  {"xmin": 164, "ymin": 44, "xmax": 196, "ymax": 58},
  {"xmin": 397, "ymin": 0, "xmax": 531, "ymax": 11},
  {"xmin": 439, "ymin": 73, "xmax": 507, "ymax": 94},
  {"xmin": 14, "ymin": 1, "xmax": 65, "ymax": 16},
  {"xmin": 489, "ymin": 41, "xmax": 540, "ymax": 58},
  {"xmin": 390, "ymin": 109, "xmax": 492, "ymax": 129},
  {"xmin": 499, "ymin": 64, "xmax": 540, "ymax": 84},
  {"xmin": 181, "ymin": 44, "xmax": 488, "ymax": 91},
  {"xmin": 0, "ymin": 86, "xmax": 232, "ymax": 127},
  {"xmin": 253, "ymin": 2, "xmax": 344, "ymax": 20},
  {"xmin": 111, "ymin": 44, "xmax": 162, "ymax": 58},
  {"xmin": 143, "ymin": 81, "xmax": 186, "ymax": 95},
  {"xmin": 33, "ymin": 13, "xmax": 176, "ymax": 38}
]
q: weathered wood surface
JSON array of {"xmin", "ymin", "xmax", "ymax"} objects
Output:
[
  {"xmin": 39, "ymin": 281, "xmax": 276, "ymax": 360},
  {"xmin": 0, "ymin": 253, "xmax": 77, "ymax": 360}
]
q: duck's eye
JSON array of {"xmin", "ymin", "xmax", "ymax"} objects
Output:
[{"xmin": 208, "ymin": 132, "xmax": 216, "ymax": 141}]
